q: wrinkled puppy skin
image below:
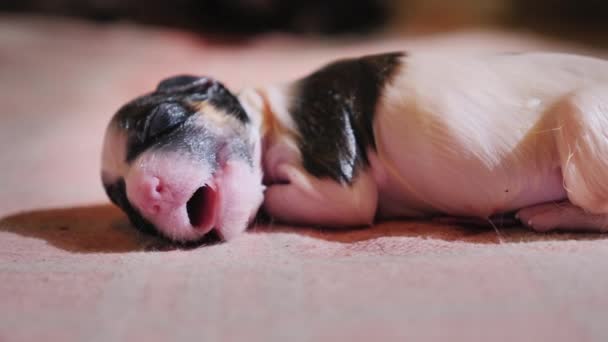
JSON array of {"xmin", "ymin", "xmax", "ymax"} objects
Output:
[{"xmin": 102, "ymin": 52, "xmax": 608, "ymax": 243}]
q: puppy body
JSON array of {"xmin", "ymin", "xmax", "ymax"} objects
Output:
[
  {"xmin": 244, "ymin": 52, "xmax": 608, "ymax": 232},
  {"xmin": 102, "ymin": 52, "xmax": 608, "ymax": 241}
]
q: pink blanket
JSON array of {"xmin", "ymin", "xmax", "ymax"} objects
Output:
[{"xmin": 1, "ymin": 16, "xmax": 608, "ymax": 341}]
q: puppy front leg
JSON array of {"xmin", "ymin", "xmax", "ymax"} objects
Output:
[
  {"xmin": 518, "ymin": 85, "xmax": 608, "ymax": 232},
  {"xmin": 263, "ymin": 164, "xmax": 378, "ymax": 227}
]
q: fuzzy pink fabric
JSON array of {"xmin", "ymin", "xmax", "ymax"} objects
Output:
[{"xmin": 2, "ymin": 16, "xmax": 608, "ymax": 341}]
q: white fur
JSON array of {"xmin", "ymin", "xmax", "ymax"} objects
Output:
[
  {"xmin": 259, "ymin": 52, "xmax": 608, "ymax": 232},
  {"xmin": 553, "ymin": 85, "xmax": 608, "ymax": 214},
  {"xmin": 100, "ymin": 126, "xmax": 128, "ymax": 184},
  {"xmin": 372, "ymin": 53, "xmax": 608, "ymax": 219}
]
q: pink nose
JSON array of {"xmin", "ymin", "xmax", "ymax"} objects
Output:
[{"xmin": 129, "ymin": 176, "xmax": 167, "ymax": 216}]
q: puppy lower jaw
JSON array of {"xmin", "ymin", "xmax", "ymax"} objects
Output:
[{"xmin": 213, "ymin": 160, "xmax": 265, "ymax": 241}]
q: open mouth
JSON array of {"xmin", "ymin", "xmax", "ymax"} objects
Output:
[{"xmin": 186, "ymin": 185, "xmax": 217, "ymax": 230}]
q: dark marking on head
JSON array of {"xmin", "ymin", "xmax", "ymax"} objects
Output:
[
  {"xmin": 207, "ymin": 85, "xmax": 250, "ymax": 124},
  {"xmin": 112, "ymin": 76, "xmax": 250, "ymax": 163},
  {"xmin": 124, "ymin": 102, "xmax": 195, "ymax": 162},
  {"xmin": 289, "ymin": 51, "xmax": 405, "ymax": 183},
  {"xmin": 156, "ymin": 76, "xmax": 249, "ymax": 124},
  {"xmin": 103, "ymin": 178, "xmax": 158, "ymax": 235},
  {"xmin": 154, "ymin": 122, "xmax": 222, "ymax": 172},
  {"xmin": 156, "ymin": 75, "xmax": 206, "ymax": 92}
]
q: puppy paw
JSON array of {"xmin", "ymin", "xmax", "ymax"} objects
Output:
[{"xmin": 517, "ymin": 201, "xmax": 608, "ymax": 233}]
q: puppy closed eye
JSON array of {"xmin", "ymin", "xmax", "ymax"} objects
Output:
[{"xmin": 142, "ymin": 102, "xmax": 190, "ymax": 141}]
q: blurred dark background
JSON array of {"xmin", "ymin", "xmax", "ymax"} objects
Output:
[
  {"xmin": 1, "ymin": 0, "xmax": 391, "ymax": 35},
  {"xmin": 1, "ymin": 0, "xmax": 608, "ymax": 43}
]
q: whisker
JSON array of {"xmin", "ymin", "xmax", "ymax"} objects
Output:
[
  {"xmin": 533, "ymin": 125, "xmax": 563, "ymax": 135},
  {"xmin": 488, "ymin": 217, "xmax": 505, "ymax": 244}
]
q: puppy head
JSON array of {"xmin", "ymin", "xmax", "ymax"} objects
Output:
[{"xmin": 101, "ymin": 76, "xmax": 264, "ymax": 242}]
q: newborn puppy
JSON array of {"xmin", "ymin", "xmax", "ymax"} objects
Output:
[{"xmin": 101, "ymin": 52, "xmax": 608, "ymax": 242}]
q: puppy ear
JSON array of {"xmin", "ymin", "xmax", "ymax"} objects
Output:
[{"xmin": 156, "ymin": 75, "xmax": 206, "ymax": 92}]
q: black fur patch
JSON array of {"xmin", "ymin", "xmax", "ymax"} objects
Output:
[
  {"xmin": 115, "ymin": 78, "xmax": 249, "ymax": 163},
  {"xmin": 103, "ymin": 178, "xmax": 157, "ymax": 235},
  {"xmin": 156, "ymin": 75, "xmax": 203, "ymax": 92},
  {"xmin": 289, "ymin": 52, "xmax": 404, "ymax": 183}
]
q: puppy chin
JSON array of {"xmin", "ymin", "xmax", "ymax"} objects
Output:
[{"xmin": 215, "ymin": 159, "xmax": 265, "ymax": 241}]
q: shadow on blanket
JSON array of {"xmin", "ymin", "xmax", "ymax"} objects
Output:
[
  {"xmin": 0, "ymin": 205, "xmax": 166, "ymax": 253},
  {"xmin": 1, "ymin": 205, "xmax": 606, "ymax": 253}
]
